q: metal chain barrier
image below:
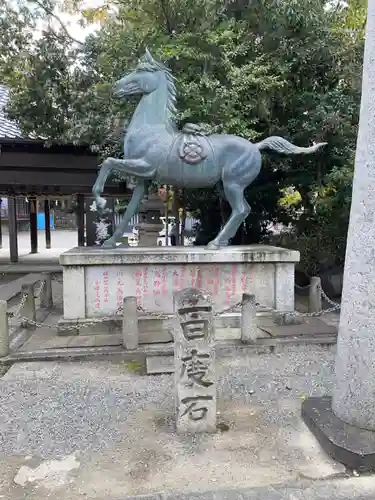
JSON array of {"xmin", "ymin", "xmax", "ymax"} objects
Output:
[
  {"xmin": 35, "ymin": 280, "xmax": 45, "ymax": 299},
  {"xmin": 15, "ymin": 304, "xmax": 125, "ymax": 331},
  {"xmin": 136, "ymin": 305, "xmax": 171, "ymax": 320},
  {"xmin": 213, "ymin": 301, "xmax": 243, "ymax": 317},
  {"xmin": 294, "ymin": 283, "xmax": 311, "ymax": 290},
  {"xmin": 52, "ymin": 274, "xmax": 63, "ymax": 284},
  {"xmin": 212, "ymin": 280, "xmax": 341, "ymax": 318},
  {"xmin": 9, "ymin": 280, "xmax": 46, "ymax": 333},
  {"xmin": 9, "ymin": 275, "xmax": 340, "ymax": 332},
  {"xmin": 320, "ymin": 287, "xmax": 341, "ymax": 311},
  {"xmin": 10, "ymin": 293, "xmax": 28, "ymax": 323},
  {"xmin": 253, "ymin": 284, "xmax": 340, "ymax": 319}
]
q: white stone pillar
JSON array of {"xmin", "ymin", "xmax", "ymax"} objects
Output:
[
  {"xmin": 20, "ymin": 284, "xmax": 36, "ymax": 329},
  {"xmin": 0, "ymin": 300, "xmax": 9, "ymax": 357},
  {"xmin": 308, "ymin": 277, "xmax": 322, "ymax": 313},
  {"xmin": 122, "ymin": 296, "xmax": 139, "ymax": 350},
  {"xmin": 40, "ymin": 273, "xmax": 53, "ymax": 309},
  {"xmin": 240, "ymin": 293, "xmax": 258, "ymax": 344},
  {"xmin": 332, "ymin": 3, "xmax": 375, "ymax": 431}
]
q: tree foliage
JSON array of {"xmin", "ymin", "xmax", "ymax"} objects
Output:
[{"xmin": 0, "ymin": 0, "xmax": 365, "ymax": 273}]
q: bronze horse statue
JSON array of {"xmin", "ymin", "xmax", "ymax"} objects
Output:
[{"xmin": 93, "ymin": 49, "xmax": 326, "ymax": 249}]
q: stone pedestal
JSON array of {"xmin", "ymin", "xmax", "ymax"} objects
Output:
[
  {"xmin": 60, "ymin": 244, "xmax": 298, "ymax": 314},
  {"xmin": 302, "ymin": 6, "xmax": 375, "ymax": 472},
  {"xmin": 174, "ymin": 288, "xmax": 216, "ymax": 434},
  {"xmin": 137, "ymin": 223, "xmax": 163, "ymax": 247}
]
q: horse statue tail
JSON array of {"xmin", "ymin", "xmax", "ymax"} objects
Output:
[{"xmin": 256, "ymin": 136, "xmax": 327, "ymax": 155}]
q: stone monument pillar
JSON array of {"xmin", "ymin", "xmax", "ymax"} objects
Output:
[
  {"xmin": 86, "ymin": 197, "xmax": 115, "ymax": 247},
  {"xmin": 302, "ymin": 4, "xmax": 375, "ymax": 471},
  {"xmin": 174, "ymin": 288, "xmax": 216, "ymax": 434},
  {"xmin": 332, "ymin": 11, "xmax": 375, "ymax": 430},
  {"xmin": 136, "ymin": 192, "xmax": 164, "ymax": 247}
]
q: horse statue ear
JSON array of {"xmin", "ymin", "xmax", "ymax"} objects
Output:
[{"xmin": 144, "ymin": 47, "xmax": 154, "ymax": 63}]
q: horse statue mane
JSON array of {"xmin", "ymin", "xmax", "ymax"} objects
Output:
[{"xmin": 139, "ymin": 48, "xmax": 178, "ymax": 129}]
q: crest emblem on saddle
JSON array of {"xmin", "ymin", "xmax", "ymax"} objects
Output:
[{"xmin": 178, "ymin": 123, "xmax": 210, "ymax": 165}]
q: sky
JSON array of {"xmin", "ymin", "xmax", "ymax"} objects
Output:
[{"xmin": 39, "ymin": 0, "xmax": 106, "ymax": 42}]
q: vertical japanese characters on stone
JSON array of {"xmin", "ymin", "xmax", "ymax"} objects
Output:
[{"xmin": 173, "ymin": 287, "xmax": 216, "ymax": 434}]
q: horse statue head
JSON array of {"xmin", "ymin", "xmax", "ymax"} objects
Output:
[
  {"xmin": 114, "ymin": 48, "xmax": 174, "ymax": 98},
  {"xmin": 113, "ymin": 48, "xmax": 177, "ymax": 132}
]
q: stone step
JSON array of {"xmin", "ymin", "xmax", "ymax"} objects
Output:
[
  {"xmin": 0, "ymin": 272, "xmax": 45, "ymax": 303},
  {"xmin": 118, "ymin": 479, "xmax": 375, "ymax": 500},
  {"xmin": 3, "ymin": 334, "xmax": 337, "ymax": 364},
  {"xmin": 146, "ymin": 354, "xmax": 174, "ymax": 374}
]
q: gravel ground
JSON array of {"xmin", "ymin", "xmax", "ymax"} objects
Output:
[
  {"xmin": 0, "ymin": 345, "xmax": 336, "ymax": 458},
  {"xmin": 0, "ymin": 344, "xmax": 346, "ymax": 500}
]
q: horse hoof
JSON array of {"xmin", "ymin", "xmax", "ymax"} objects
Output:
[
  {"xmin": 95, "ymin": 197, "xmax": 107, "ymax": 215},
  {"xmin": 101, "ymin": 239, "xmax": 116, "ymax": 249},
  {"xmin": 205, "ymin": 241, "xmax": 223, "ymax": 250},
  {"xmin": 98, "ymin": 208, "xmax": 111, "ymax": 217},
  {"xmin": 96, "ymin": 197, "xmax": 107, "ymax": 209}
]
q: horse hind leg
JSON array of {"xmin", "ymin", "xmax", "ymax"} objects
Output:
[{"xmin": 206, "ymin": 182, "xmax": 250, "ymax": 249}]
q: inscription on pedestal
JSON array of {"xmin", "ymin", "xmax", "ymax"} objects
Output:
[
  {"xmin": 174, "ymin": 288, "xmax": 216, "ymax": 434},
  {"xmin": 86, "ymin": 263, "xmax": 257, "ymax": 315}
]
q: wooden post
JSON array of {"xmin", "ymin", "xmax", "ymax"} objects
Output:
[
  {"xmin": 241, "ymin": 293, "xmax": 259, "ymax": 344},
  {"xmin": 77, "ymin": 194, "xmax": 85, "ymax": 247},
  {"xmin": 0, "ymin": 198, "xmax": 3, "ymax": 250},
  {"xmin": 172, "ymin": 189, "xmax": 180, "ymax": 246},
  {"xmin": 308, "ymin": 276, "xmax": 322, "ymax": 313},
  {"xmin": 40, "ymin": 273, "xmax": 53, "ymax": 309},
  {"xmin": 85, "ymin": 197, "xmax": 97, "ymax": 247},
  {"xmin": 0, "ymin": 300, "xmax": 9, "ymax": 357},
  {"xmin": 8, "ymin": 197, "xmax": 18, "ymax": 263},
  {"xmin": 122, "ymin": 296, "xmax": 139, "ymax": 350},
  {"xmin": 165, "ymin": 185, "xmax": 169, "ymax": 246},
  {"xmin": 29, "ymin": 197, "xmax": 38, "ymax": 254},
  {"xmin": 180, "ymin": 190, "xmax": 187, "ymax": 246},
  {"xmin": 20, "ymin": 284, "xmax": 36, "ymax": 329},
  {"xmin": 44, "ymin": 199, "xmax": 51, "ymax": 249}
]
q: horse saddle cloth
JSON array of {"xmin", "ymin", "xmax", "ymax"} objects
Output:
[{"xmin": 177, "ymin": 123, "xmax": 210, "ymax": 165}]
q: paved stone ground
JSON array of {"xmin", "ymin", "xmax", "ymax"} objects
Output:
[
  {"xmin": 0, "ymin": 344, "xmax": 367, "ymax": 500},
  {"xmin": 0, "ymin": 230, "xmax": 77, "ymax": 265},
  {"xmin": 121, "ymin": 477, "xmax": 375, "ymax": 499}
]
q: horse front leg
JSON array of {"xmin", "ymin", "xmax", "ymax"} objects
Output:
[
  {"xmin": 92, "ymin": 159, "xmax": 112, "ymax": 214},
  {"xmin": 104, "ymin": 157, "xmax": 156, "ymax": 177},
  {"xmin": 92, "ymin": 157, "xmax": 155, "ymax": 215},
  {"xmin": 102, "ymin": 181, "xmax": 147, "ymax": 248}
]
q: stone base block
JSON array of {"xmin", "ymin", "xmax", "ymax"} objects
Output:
[
  {"xmin": 302, "ymin": 396, "xmax": 375, "ymax": 472},
  {"xmin": 60, "ymin": 245, "xmax": 299, "ymax": 320},
  {"xmin": 57, "ymin": 316, "xmax": 171, "ymax": 341},
  {"xmin": 146, "ymin": 355, "xmax": 174, "ymax": 374},
  {"xmin": 273, "ymin": 311, "xmax": 305, "ymax": 326},
  {"xmin": 57, "ymin": 314, "xmax": 243, "ymax": 341}
]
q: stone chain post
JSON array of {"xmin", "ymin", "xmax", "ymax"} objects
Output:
[{"xmin": 122, "ymin": 296, "xmax": 139, "ymax": 350}]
